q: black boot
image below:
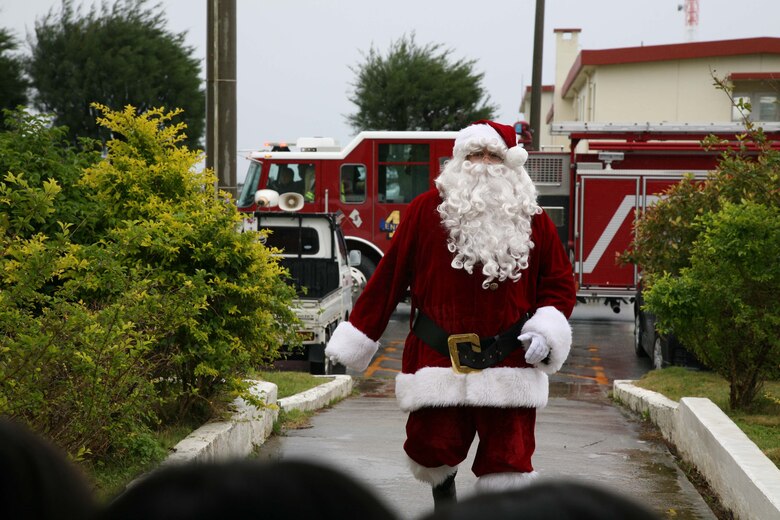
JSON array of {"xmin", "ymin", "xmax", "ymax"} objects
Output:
[{"xmin": 432, "ymin": 471, "xmax": 457, "ymax": 511}]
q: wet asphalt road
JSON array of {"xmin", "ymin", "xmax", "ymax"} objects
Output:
[{"xmin": 258, "ymin": 301, "xmax": 716, "ymax": 519}]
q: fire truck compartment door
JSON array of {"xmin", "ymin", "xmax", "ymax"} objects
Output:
[{"xmin": 576, "ymin": 175, "xmax": 640, "ymax": 290}]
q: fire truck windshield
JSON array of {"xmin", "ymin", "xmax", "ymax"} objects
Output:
[{"xmin": 238, "ymin": 161, "xmax": 262, "ymax": 208}]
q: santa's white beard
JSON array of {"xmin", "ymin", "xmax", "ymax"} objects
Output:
[{"xmin": 435, "ymin": 159, "xmax": 541, "ymax": 289}]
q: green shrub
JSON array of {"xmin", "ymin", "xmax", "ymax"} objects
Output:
[
  {"xmin": 625, "ymin": 111, "xmax": 780, "ymax": 410},
  {"xmin": 646, "ymin": 202, "xmax": 780, "ymax": 409},
  {"xmin": 0, "ymin": 106, "xmax": 300, "ymax": 460},
  {"xmin": 82, "ymin": 104, "xmax": 300, "ymax": 417}
]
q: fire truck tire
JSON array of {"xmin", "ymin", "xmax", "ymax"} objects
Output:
[
  {"xmin": 634, "ymin": 313, "xmax": 648, "ymax": 358},
  {"xmin": 356, "ymin": 255, "xmax": 376, "ymax": 281},
  {"xmin": 351, "ymin": 255, "xmax": 376, "ymax": 299}
]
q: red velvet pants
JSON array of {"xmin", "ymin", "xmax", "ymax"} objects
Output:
[{"xmin": 403, "ymin": 406, "xmax": 536, "ymax": 477}]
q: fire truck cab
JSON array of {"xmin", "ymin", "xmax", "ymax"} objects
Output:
[{"xmin": 238, "ymin": 132, "xmax": 457, "ymax": 291}]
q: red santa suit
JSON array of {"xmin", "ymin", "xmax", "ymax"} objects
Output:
[{"xmin": 325, "ymin": 121, "xmax": 576, "ymax": 493}]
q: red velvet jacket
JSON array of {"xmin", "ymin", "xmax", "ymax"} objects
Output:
[{"xmin": 326, "ymin": 189, "xmax": 576, "ymax": 411}]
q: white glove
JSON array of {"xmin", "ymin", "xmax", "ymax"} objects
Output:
[{"xmin": 519, "ymin": 332, "xmax": 550, "ymax": 365}]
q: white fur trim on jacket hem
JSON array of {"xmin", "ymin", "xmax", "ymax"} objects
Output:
[
  {"xmin": 394, "ymin": 366, "xmax": 549, "ymax": 412},
  {"xmin": 475, "ymin": 471, "xmax": 539, "ymax": 493},
  {"xmin": 521, "ymin": 306, "xmax": 571, "ymax": 374},
  {"xmin": 406, "ymin": 456, "xmax": 458, "ymax": 486},
  {"xmin": 324, "ymin": 321, "xmax": 379, "ymax": 372}
]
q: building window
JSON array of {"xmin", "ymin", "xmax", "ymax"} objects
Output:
[{"xmin": 732, "ymin": 89, "xmax": 780, "ymax": 122}]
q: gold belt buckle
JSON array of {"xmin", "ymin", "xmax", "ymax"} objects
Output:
[{"xmin": 447, "ymin": 333, "xmax": 482, "ymax": 374}]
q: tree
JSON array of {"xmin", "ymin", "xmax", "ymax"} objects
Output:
[
  {"xmin": 347, "ymin": 34, "xmax": 497, "ymax": 132},
  {"xmin": 0, "ymin": 28, "xmax": 28, "ymax": 129},
  {"xmin": 26, "ymin": 0, "xmax": 204, "ymax": 148}
]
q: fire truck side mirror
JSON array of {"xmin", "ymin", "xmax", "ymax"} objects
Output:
[
  {"xmin": 255, "ymin": 189, "xmax": 280, "ymax": 208},
  {"xmin": 348, "ymin": 250, "xmax": 362, "ymax": 267}
]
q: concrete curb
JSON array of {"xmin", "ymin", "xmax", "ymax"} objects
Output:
[
  {"xmin": 163, "ymin": 375, "xmax": 353, "ymax": 466},
  {"xmin": 278, "ymin": 374, "xmax": 354, "ymax": 412},
  {"xmin": 614, "ymin": 380, "xmax": 780, "ymax": 520}
]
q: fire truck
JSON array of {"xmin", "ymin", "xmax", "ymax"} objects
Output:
[
  {"xmin": 552, "ymin": 121, "xmax": 780, "ymax": 368},
  {"xmin": 236, "ymin": 123, "xmax": 780, "ymax": 367}
]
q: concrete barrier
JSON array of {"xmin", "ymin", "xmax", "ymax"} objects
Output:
[
  {"xmin": 613, "ymin": 380, "xmax": 780, "ymax": 520},
  {"xmin": 162, "ymin": 375, "xmax": 353, "ymax": 466},
  {"xmin": 278, "ymin": 374, "xmax": 353, "ymax": 412},
  {"xmin": 162, "ymin": 380, "xmax": 278, "ymax": 466}
]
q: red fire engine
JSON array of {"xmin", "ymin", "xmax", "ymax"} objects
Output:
[
  {"xmin": 552, "ymin": 121, "xmax": 780, "ymax": 367},
  {"xmin": 237, "ymin": 132, "xmax": 460, "ymax": 288},
  {"xmin": 236, "ymin": 122, "xmax": 780, "ymax": 366}
]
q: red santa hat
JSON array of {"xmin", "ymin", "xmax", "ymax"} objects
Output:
[{"xmin": 453, "ymin": 120, "xmax": 529, "ymax": 170}]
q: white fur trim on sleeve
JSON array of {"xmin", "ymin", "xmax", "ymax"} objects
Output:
[
  {"xmin": 324, "ymin": 321, "xmax": 379, "ymax": 372},
  {"xmin": 521, "ymin": 306, "xmax": 572, "ymax": 374}
]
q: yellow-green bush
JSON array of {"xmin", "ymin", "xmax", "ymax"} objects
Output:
[{"xmin": 0, "ymin": 106, "xmax": 299, "ymax": 460}]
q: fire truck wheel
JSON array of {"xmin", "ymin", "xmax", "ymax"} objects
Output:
[
  {"xmin": 634, "ymin": 313, "xmax": 647, "ymax": 357},
  {"xmin": 357, "ymin": 254, "xmax": 376, "ymax": 280},
  {"xmin": 350, "ymin": 255, "xmax": 376, "ymax": 299},
  {"xmin": 350, "ymin": 267, "xmax": 367, "ymax": 297}
]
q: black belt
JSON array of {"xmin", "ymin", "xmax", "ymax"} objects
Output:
[{"xmin": 412, "ymin": 311, "xmax": 532, "ymax": 373}]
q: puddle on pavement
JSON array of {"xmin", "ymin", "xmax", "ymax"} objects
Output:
[
  {"xmin": 356, "ymin": 377, "xmax": 396, "ymax": 398},
  {"xmin": 619, "ymin": 447, "xmax": 713, "ymax": 519},
  {"xmin": 548, "ymin": 381, "xmax": 609, "ymax": 402}
]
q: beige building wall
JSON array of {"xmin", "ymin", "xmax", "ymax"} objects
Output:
[
  {"xmin": 571, "ymin": 55, "xmax": 780, "ymax": 123},
  {"xmin": 519, "ymin": 89, "xmax": 557, "ymax": 150},
  {"xmin": 550, "ymin": 29, "xmax": 581, "ymax": 150},
  {"xmin": 532, "ymin": 34, "xmax": 780, "ymax": 151}
]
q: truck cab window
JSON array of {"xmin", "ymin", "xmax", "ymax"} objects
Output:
[
  {"xmin": 300, "ymin": 163, "xmax": 316, "ymax": 202},
  {"xmin": 340, "ymin": 164, "xmax": 366, "ymax": 203},
  {"xmin": 237, "ymin": 161, "xmax": 263, "ymax": 208},
  {"xmin": 377, "ymin": 144, "xmax": 429, "ymax": 203},
  {"xmin": 268, "ymin": 163, "xmax": 316, "ymax": 203}
]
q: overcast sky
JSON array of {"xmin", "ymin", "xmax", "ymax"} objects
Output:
[{"xmin": 3, "ymin": 0, "xmax": 780, "ymax": 180}]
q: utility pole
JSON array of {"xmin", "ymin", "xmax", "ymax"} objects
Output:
[
  {"xmin": 530, "ymin": 0, "xmax": 545, "ymax": 151},
  {"xmin": 206, "ymin": 0, "xmax": 237, "ymax": 199}
]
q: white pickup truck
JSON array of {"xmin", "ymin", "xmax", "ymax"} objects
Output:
[{"xmin": 249, "ymin": 210, "xmax": 356, "ymax": 374}]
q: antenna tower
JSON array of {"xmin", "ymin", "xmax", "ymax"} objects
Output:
[{"xmin": 684, "ymin": 0, "xmax": 699, "ymax": 41}]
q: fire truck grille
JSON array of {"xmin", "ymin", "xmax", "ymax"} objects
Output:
[{"xmin": 526, "ymin": 156, "xmax": 564, "ymax": 185}]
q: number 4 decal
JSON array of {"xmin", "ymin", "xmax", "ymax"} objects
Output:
[{"xmin": 379, "ymin": 210, "xmax": 400, "ymax": 238}]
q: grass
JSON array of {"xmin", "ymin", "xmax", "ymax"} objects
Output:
[
  {"xmin": 254, "ymin": 370, "xmax": 332, "ymax": 398},
  {"xmin": 254, "ymin": 371, "xmax": 336, "ymax": 435},
  {"xmin": 633, "ymin": 367, "xmax": 780, "ymax": 467},
  {"xmin": 88, "ymin": 371, "xmax": 330, "ymax": 500},
  {"xmin": 87, "ymin": 423, "xmax": 197, "ymax": 501}
]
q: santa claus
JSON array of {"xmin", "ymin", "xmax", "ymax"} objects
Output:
[{"xmin": 325, "ymin": 120, "xmax": 576, "ymax": 509}]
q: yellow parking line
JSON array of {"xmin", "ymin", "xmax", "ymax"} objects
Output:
[{"xmin": 363, "ymin": 356, "xmax": 401, "ymax": 377}]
